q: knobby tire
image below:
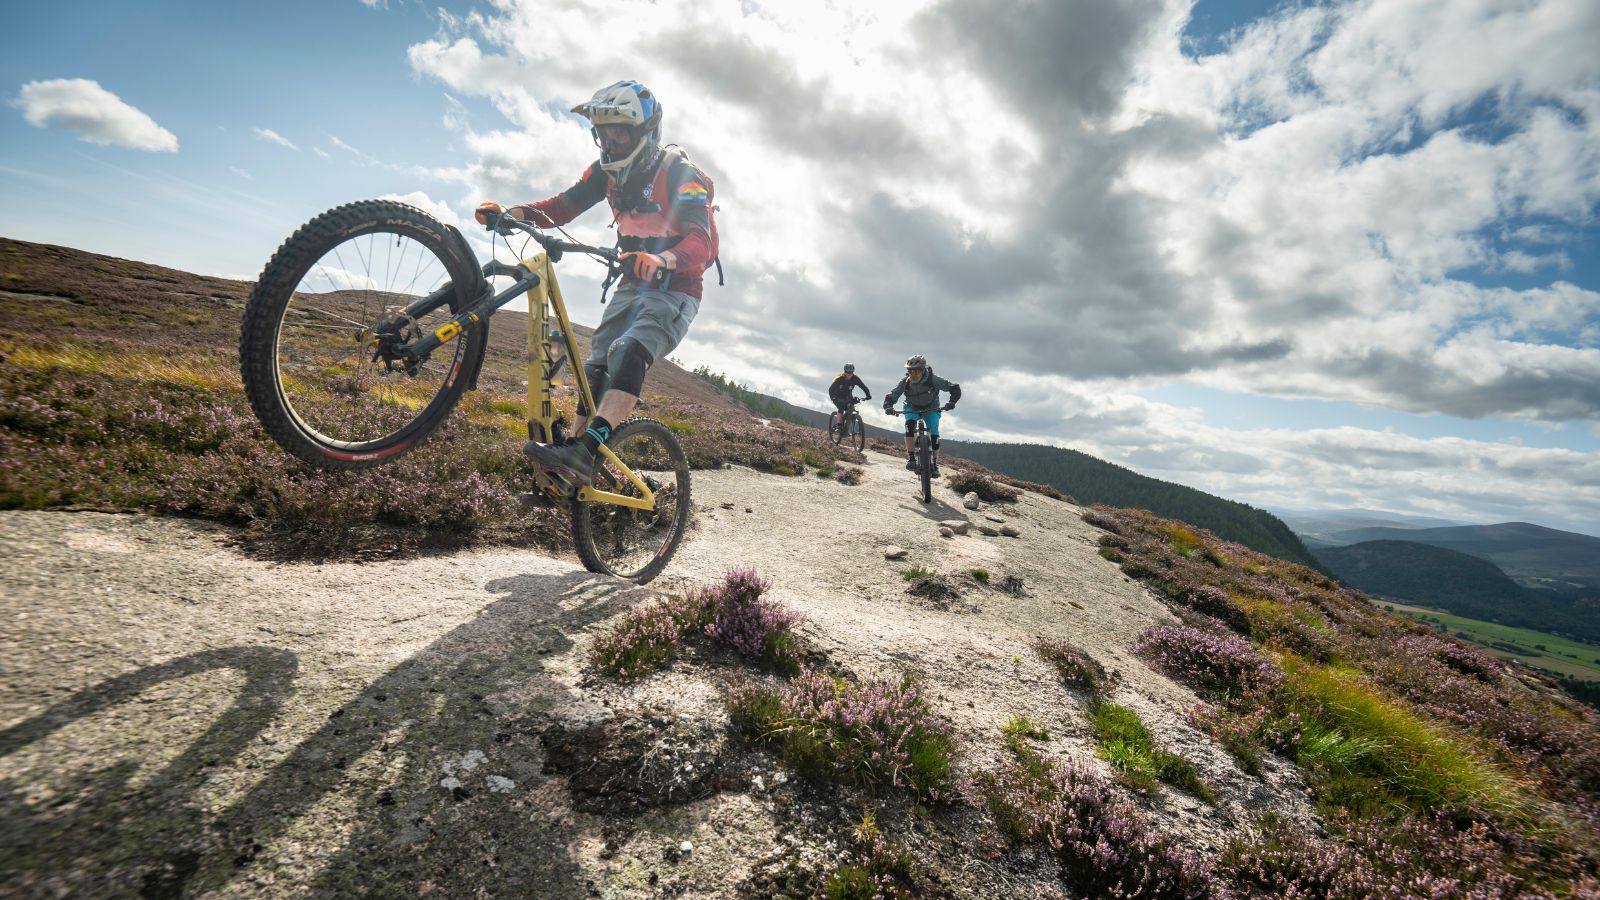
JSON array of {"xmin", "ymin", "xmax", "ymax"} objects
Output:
[
  {"xmin": 570, "ymin": 417, "xmax": 692, "ymax": 584},
  {"xmin": 239, "ymin": 200, "xmax": 485, "ymax": 471}
]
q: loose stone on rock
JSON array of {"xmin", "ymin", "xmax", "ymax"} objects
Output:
[
  {"xmin": 939, "ymin": 527, "xmax": 954, "ymax": 538},
  {"xmin": 1000, "ymin": 525, "xmax": 1021, "ymax": 537},
  {"xmin": 962, "ymin": 492, "xmax": 981, "ymax": 510},
  {"xmin": 985, "ymin": 513, "xmax": 1006, "ymax": 523},
  {"xmin": 978, "ymin": 525, "xmax": 1000, "ymax": 536},
  {"xmin": 884, "ymin": 546, "xmax": 909, "ymax": 560},
  {"xmin": 938, "ymin": 519, "xmax": 970, "ymax": 535}
]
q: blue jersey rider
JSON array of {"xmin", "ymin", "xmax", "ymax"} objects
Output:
[{"xmin": 882, "ymin": 354, "xmax": 960, "ymax": 476}]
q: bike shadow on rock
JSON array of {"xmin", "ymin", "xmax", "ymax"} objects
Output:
[
  {"xmin": 895, "ymin": 490, "xmax": 964, "ymax": 522},
  {"xmin": 1, "ymin": 570, "xmax": 652, "ymax": 899}
]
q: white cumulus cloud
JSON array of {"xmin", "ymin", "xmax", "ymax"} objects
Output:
[{"xmin": 13, "ymin": 78, "xmax": 178, "ymax": 152}]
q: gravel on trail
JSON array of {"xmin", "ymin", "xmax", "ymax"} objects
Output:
[{"xmin": 2, "ymin": 450, "xmax": 1315, "ymax": 898}]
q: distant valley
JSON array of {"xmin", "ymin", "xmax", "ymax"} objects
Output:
[{"xmin": 1286, "ymin": 512, "xmax": 1600, "ymax": 648}]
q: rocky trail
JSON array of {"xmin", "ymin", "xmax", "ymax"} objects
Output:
[{"xmin": 2, "ymin": 450, "xmax": 1315, "ymax": 898}]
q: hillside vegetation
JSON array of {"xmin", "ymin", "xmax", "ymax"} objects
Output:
[{"xmin": 0, "ymin": 237, "xmax": 865, "ymax": 558}]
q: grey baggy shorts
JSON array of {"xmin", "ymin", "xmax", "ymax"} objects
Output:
[{"xmin": 585, "ymin": 283, "xmax": 700, "ymax": 367}]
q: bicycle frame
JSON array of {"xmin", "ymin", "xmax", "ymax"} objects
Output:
[{"xmin": 383, "ymin": 246, "xmax": 656, "ymax": 512}]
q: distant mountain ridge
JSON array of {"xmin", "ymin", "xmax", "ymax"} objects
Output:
[
  {"xmin": 1312, "ymin": 539, "xmax": 1600, "ymax": 638},
  {"xmin": 1320, "ymin": 522, "xmax": 1600, "ymax": 595}
]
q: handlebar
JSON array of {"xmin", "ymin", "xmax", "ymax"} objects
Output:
[{"xmin": 486, "ymin": 212, "xmax": 617, "ymax": 263}]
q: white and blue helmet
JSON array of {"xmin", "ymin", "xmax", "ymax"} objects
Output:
[{"xmin": 573, "ymin": 80, "xmax": 663, "ymax": 183}]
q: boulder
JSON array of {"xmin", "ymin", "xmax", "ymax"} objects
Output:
[
  {"xmin": 962, "ymin": 492, "xmax": 981, "ymax": 510},
  {"xmin": 884, "ymin": 546, "xmax": 909, "ymax": 560},
  {"xmin": 938, "ymin": 519, "xmax": 970, "ymax": 535}
]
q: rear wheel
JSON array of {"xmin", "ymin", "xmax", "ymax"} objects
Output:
[
  {"xmin": 571, "ymin": 418, "xmax": 692, "ymax": 583},
  {"xmin": 827, "ymin": 411, "xmax": 844, "ymax": 445},
  {"xmin": 916, "ymin": 429, "xmax": 932, "ymax": 503},
  {"xmin": 239, "ymin": 200, "xmax": 485, "ymax": 470}
]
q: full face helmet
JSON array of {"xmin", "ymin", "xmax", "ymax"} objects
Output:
[
  {"xmin": 572, "ymin": 80, "xmax": 663, "ymax": 185},
  {"xmin": 904, "ymin": 354, "xmax": 928, "ymax": 377}
]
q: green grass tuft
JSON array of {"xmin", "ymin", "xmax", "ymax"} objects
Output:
[{"xmin": 1088, "ymin": 699, "xmax": 1214, "ymax": 803}]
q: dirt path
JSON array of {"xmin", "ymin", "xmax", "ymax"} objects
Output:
[{"xmin": 1, "ymin": 451, "xmax": 1314, "ymax": 898}]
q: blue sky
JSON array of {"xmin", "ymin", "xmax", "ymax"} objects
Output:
[{"xmin": 4, "ymin": 0, "xmax": 1599, "ymax": 536}]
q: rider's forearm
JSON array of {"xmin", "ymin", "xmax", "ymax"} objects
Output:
[
  {"xmin": 514, "ymin": 198, "xmax": 572, "ymax": 229},
  {"xmin": 666, "ymin": 226, "xmax": 714, "ymax": 273}
]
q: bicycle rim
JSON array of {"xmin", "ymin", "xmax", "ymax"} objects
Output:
[
  {"xmin": 571, "ymin": 418, "xmax": 691, "ymax": 583},
  {"xmin": 272, "ymin": 228, "xmax": 472, "ymax": 451}
]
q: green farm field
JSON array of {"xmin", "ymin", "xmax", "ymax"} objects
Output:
[{"xmin": 1378, "ymin": 600, "xmax": 1600, "ymax": 681}]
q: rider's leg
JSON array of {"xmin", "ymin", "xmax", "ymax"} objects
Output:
[
  {"xmin": 525, "ymin": 286, "xmax": 698, "ymax": 483},
  {"xmin": 903, "ymin": 413, "xmax": 918, "ymax": 469},
  {"xmin": 926, "ymin": 410, "xmax": 943, "ymax": 475},
  {"xmin": 568, "ymin": 285, "xmax": 639, "ymax": 440},
  {"xmin": 571, "ymin": 362, "xmax": 609, "ymax": 440}
]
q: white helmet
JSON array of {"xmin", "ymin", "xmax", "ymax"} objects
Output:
[{"xmin": 572, "ymin": 80, "xmax": 662, "ymax": 183}]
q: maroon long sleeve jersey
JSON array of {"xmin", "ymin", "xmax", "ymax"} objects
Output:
[{"xmin": 516, "ymin": 147, "xmax": 718, "ymax": 298}]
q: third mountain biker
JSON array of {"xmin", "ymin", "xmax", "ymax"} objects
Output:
[
  {"xmin": 884, "ymin": 354, "xmax": 961, "ymax": 477},
  {"xmin": 474, "ymin": 80, "xmax": 719, "ymax": 486}
]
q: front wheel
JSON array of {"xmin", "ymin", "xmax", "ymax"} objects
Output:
[
  {"xmin": 850, "ymin": 414, "xmax": 865, "ymax": 451},
  {"xmin": 916, "ymin": 430, "xmax": 932, "ymax": 503},
  {"xmin": 239, "ymin": 200, "xmax": 485, "ymax": 470},
  {"xmin": 827, "ymin": 410, "xmax": 844, "ymax": 445},
  {"xmin": 571, "ymin": 418, "xmax": 692, "ymax": 584}
]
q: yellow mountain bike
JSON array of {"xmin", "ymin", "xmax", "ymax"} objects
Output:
[{"xmin": 239, "ymin": 200, "xmax": 690, "ymax": 583}]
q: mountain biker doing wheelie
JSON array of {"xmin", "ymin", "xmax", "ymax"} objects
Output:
[
  {"xmin": 474, "ymin": 80, "xmax": 719, "ymax": 486},
  {"xmin": 828, "ymin": 364, "xmax": 871, "ymax": 428},
  {"xmin": 883, "ymin": 354, "xmax": 960, "ymax": 477}
]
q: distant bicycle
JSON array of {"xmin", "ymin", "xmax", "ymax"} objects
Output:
[
  {"xmin": 827, "ymin": 398, "xmax": 866, "ymax": 451},
  {"xmin": 885, "ymin": 407, "xmax": 935, "ymax": 503}
]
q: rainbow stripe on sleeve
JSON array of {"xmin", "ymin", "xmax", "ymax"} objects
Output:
[{"xmin": 676, "ymin": 182, "xmax": 709, "ymax": 204}]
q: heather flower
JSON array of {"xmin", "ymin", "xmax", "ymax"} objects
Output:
[
  {"xmin": 701, "ymin": 568, "xmax": 804, "ymax": 673},
  {"xmin": 728, "ymin": 670, "xmax": 958, "ymax": 802},
  {"xmin": 1134, "ymin": 623, "xmax": 1284, "ymax": 696},
  {"xmin": 987, "ymin": 754, "xmax": 1214, "ymax": 898},
  {"xmin": 591, "ymin": 569, "xmax": 803, "ymax": 680},
  {"xmin": 1033, "ymin": 637, "xmax": 1107, "ymax": 694}
]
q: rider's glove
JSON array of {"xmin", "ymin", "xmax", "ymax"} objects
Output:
[
  {"xmin": 474, "ymin": 202, "xmax": 505, "ymax": 227},
  {"xmin": 621, "ymin": 251, "xmax": 674, "ymax": 283},
  {"xmin": 942, "ymin": 402, "xmax": 956, "ymax": 411},
  {"xmin": 883, "ymin": 402, "xmax": 895, "ymax": 414}
]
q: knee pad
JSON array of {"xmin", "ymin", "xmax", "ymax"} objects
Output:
[
  {"xmin": 605, "ymin": 337, "xmax": 654, "ymax": 396},
  {"xmin": 904, "ymin": 419, "xmax": 917, "ymax": 436},
  {"xmin": 579, "ymin": 363, "xmax": 608, "ymax": 414}
]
